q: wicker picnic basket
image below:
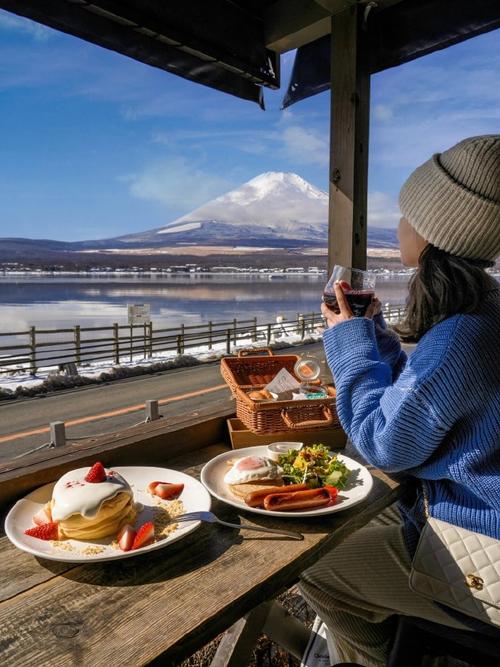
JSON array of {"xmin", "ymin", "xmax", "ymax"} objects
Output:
[{"xmin": 220, "ymin": 348, "xmax": 340, "ymax": 434}]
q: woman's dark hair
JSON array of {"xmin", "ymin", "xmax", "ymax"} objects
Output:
[{"xmin": 397, "ymin": 244, "xmax": 495, "ymax": 341}]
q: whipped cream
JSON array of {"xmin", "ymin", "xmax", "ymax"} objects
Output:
[{"xmin": 51, "ymin": 467, "xmax": 133, "ymax": 521}]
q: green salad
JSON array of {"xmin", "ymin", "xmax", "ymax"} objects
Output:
[{"xmin": 278, "ymin": 444, "xmax": 350, "ymax": 488}]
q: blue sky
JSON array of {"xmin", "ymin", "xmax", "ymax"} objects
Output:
[{"xmin": 0, "ymin": 10, "xmax": 499, "ymax": 241}]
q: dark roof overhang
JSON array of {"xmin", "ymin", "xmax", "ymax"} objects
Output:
[
  {"xmin": 0, "ymin": 0, "xmax": 281, "ymax": 109},
  {"xmin": 283, "ymin": 0, "xmax": 500, "ymax": 107}
]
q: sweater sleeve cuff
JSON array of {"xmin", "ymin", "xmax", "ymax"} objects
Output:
[{"xmin": 323, "ymin": 318, "xmax": 380, "ymax": 379}]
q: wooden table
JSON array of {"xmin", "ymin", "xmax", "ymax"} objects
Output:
[{"xmin": 0, "ymin": 443, "xmax": 402, "ymax": 667}]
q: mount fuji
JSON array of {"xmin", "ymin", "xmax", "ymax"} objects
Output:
[
  {"xmin": 0, "ymin": 172, "xmax": 399, "ymax": 260},
  {"xmin": 117, "ymin": 171, "xmax": 332, "ymax": 246}
]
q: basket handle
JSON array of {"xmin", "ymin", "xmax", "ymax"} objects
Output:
[
  {"xmin": 237, "ymin": 348, "xmax": 274, "ymax": 358},
  {"xmin": 281, "ymin": 406, "xmax": 334, "ymax": 431}
]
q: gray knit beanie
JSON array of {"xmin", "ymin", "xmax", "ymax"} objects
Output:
[{"xmin": 399, "ymin": 135, "xmax": 500, "ymax": 261}]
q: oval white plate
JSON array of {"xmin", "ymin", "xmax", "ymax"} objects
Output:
[
  {"xmin": 4, "ymin": 466, "xmax": 211, "ymax": 563},
  {"xmin": 200, "ymin": 446, "xmax": 373, "ymax": 518}
]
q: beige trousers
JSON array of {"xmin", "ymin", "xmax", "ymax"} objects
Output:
[{"xmin": 299, "ymin": 505, "xmax": 466, "ymax": 667}]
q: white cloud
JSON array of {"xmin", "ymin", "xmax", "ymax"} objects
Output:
[
  {"xmin": 128, "ymin": 157, "xmax": 233, "ymax": 210},
  {"xmin": 280, "ymin": 125, "xmax": 329, "ymax": 166},
  {"xmin": 374, "ymin": 104, "xmax": 393, "ymax": 121},
  {"xmin": 368, "ymin": 191, "xmax": 401, "ymax": 228}
]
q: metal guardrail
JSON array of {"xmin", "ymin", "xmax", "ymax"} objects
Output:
[{"xmin": 0, "ymin": 305, "xmax": 405, "ymax": 375}]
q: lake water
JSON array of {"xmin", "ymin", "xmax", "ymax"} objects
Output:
[{"xmin": 0, "ymin": 273, "xmax": 410, "ymax": 334}]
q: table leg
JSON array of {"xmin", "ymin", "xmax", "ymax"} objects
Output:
[
  {"xmin": 210, "ymin": 601, "xmax": 273, "ymax": 667},
  {"xmin": 210, "ymin": 599, "xmax": 311, "ymax": 666}
]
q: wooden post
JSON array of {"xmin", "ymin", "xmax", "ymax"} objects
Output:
[
  {"xmin": 148, "ymin": 322, "xmax": 153, "ymax": 358},
  {"xmin": 113, "ymin": 323, "xmax": 120, "ymax": 365},
  {"xmin": 252, "ymin": 316, "xmax": 257, "ymax": 342},
  {"xmin": 176, "ymin": 335, "xmax": 182, "ymax": 355},
  {"xmin": 29, "ymin": 325, "xmax": 37, "ymax": 375},
  {"xmin": 129, "ymin": 324, "xmax": 133, "ymax": 362},
  {"xmin": 143, "ymin": 323, "xmax": 147, "ymax": 358},
  {"xmin": 74, "ymin": 325, "xmax": 81, "ymax": 365},
  {"xmin": 328, "ymin": 5, "xmax": 371, "ymax": 272},
  {"xmin": 233, "ymin": 318, "xmax": 237, "ymax": 344},
  {"xmin": 208, "ymin": 320, "xmax": 213, "ymax": 349},
  {"xmin": 181, "ymin": 323, "xmax": 185, "ymax": 354},
  {"xmin": 226, "ymin": 329, "xmax": 231, "ymax": 355},
  {"xmin": 266, "ymin": 324, "xmax": 272, "ymax": 344}
]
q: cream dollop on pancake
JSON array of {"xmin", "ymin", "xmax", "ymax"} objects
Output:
[{"xmin": 50, "ymin": 467, "xmax": 137, "ymax": 540}]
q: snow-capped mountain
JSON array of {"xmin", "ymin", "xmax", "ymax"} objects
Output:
[
  {"xmin": 117, "ymin": 172, "xmax": 331, "ymax": 245},
  {"xmin": 156, "ymin": 171, "xmax": 329, "ymax": 241},
  {"xmin": 0, "ymin": 173, "xmax": 400, "ymax": 259}
]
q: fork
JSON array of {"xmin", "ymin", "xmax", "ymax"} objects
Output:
[{"xmin": 175, "ymin": 511, "xmax": 303, "ymax": 541}]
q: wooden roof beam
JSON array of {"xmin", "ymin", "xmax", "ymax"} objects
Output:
[{"xmin": 264, "ymin": 0, "xmax": 331, "ymax": 53}]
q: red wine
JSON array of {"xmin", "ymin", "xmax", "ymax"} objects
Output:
[{"xmin": 323, "ymin": 290, "xmax": 374, "ymax": 317}]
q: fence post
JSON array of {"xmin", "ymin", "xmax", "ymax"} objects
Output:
[
  {"xmin": 233, "ymin": 318, "xmax": 237, "ymax": 344},
  {"xmin": 267, "ymin": 323, "xmax": 272, "ymax": 344},
  {"xmin": 300, "ymin": 316, "xmax": 306, "ymax": 340},
  {"xmin": 29, "ymin": 325, "xmax": 37, "ymax": 375},
  {"xmin": 208, "ymin": 321, "xmax": 213, "ymax": 349},
  {"xmin": 148, "ymin": 322, "xmax": 153, "ymax": 358},
  {"xmin": 74, "ymin": 325, "xmax": 81, "ymax": 365},
  {"xmin": 143, "ymin": 323, "xmax": 147, "ymax": 358},
  {"xmin": 226, "ymin": 329, "xmax": 231, "ymax": 354},
  {"xmin": 113, "ymin": 323, "xmax": 120, "ymax": 365},
  {"xmin": 252, "ymin": 317, "xmax": 257, "ymax": 342},
  {"xmin": 181, "ymin": 323, "xmax": 185, "ymax": 354},
  {"xmin": 129, "ymin": 324, "xmax": 133, "ymax": 362},
  {"xmin": 177, "ymin": 335, "xmax": 182, "ymax": 355}
]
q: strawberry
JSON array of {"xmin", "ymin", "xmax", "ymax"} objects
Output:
[
  {"xmin": 117, "ymin": 524, "xmax": 136, "ymax": 552},
  {"xmin": 147, "ymin": 481, "xmax": 160, "ymax": 494},
  {"xmin": 131, "ymin": 521, "xmax": 155, "ymax": 550},
  {"xmin": 33, "ymin": 506, "xmax": 52, "ymax": 526},
  {"xmin": 25, "ymin": 522, "xmax": 59, "ymax": 541},
  {"xmin": 85, "ymin": 462, "xmax": 107, "ymax": 483},
  {"xmin": 154, "ymin": 482, "xmax": 184, "ymax": 501}
]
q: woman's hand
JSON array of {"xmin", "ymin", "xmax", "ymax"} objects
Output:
[{"xmin": 321, "ymin": 283, "xmax": 379, "ymax": 329}]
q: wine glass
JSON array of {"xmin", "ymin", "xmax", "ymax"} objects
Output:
[{"xmin": 323, "ymin": 266, "xmax": 376, "ymax": 317}]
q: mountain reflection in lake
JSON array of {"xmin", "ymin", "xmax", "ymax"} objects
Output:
[{"xmin": 0, "ymin": 273, "xmax": 410, "ymax": 332}]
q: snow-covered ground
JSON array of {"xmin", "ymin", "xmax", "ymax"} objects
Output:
[{"xmin": 0, "ymin": 326, "xmax": 323, "ymax": 398}]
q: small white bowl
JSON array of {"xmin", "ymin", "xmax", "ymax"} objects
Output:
[{"xmin": 266, "ymin": 441, "xmax": 303, "ymax": 462}]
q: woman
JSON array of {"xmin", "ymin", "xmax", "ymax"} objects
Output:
[{"xmin": 300, "ymin": 135, "xmax": 500, "ymax": 667}]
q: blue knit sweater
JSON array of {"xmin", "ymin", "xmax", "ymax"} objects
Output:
[{"xmin": 323, "ymin": 288, "xmax": 500, "ymax": 554}]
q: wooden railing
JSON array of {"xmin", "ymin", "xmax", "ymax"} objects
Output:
[{"xmin": 0, "ymin": 305, "xmax": 405, "ymax": 375}]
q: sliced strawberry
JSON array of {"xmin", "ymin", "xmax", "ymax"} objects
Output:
[
  {"xmin": 85, "ymin": 462, "xmax": 107, "ymax": 483},
  {"xmin": 154, "ymin": 482, "xmax": 184, "ymax": 500},
  {"xmin": 33, "ymin": 506, "xmax": 52, "ymax": 526},
  {"xmin": 131, "ymin": 521, "xmax": 155, "ymax": 550},
  {"xmin": 25, "ymin": 522, "xmax": 59, "ymax": 541},
  {"xmin": 117, "ymin": 524, "xmax": 136, "ymax": 552},
  {"xmin": 147, "ymin": 481, "xmax": 161, "ymax": 494}
]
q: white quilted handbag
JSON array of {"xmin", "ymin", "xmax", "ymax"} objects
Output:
[{"xmin": 409, "ymin": 489, "xmax": 500, "ymax": 628}]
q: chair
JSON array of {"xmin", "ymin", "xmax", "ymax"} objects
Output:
[{"xmin": 387, "ymin": 616, "xmax": 500, "ymax": 667}]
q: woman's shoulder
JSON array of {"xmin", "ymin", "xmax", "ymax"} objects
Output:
[{"xmin": 410, "ymin": 291, "xmax": 500, "ymax": 378}]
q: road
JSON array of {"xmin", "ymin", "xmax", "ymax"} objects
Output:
[
  {"xmin": 0, "ymin": 339, "xmax": 415, "ymax": 461},
  {"xmin": 0, "ymin": 342, "xmax": 329, "ymax": 461}
]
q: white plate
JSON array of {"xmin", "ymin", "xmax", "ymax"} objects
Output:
[
  {"xmin": 4, "ymin": 466, "xmax": 211, "ymax": 563},
  {"xmin": 201, "ymin": 446, "xmax": 372, "ymax": 518}
]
